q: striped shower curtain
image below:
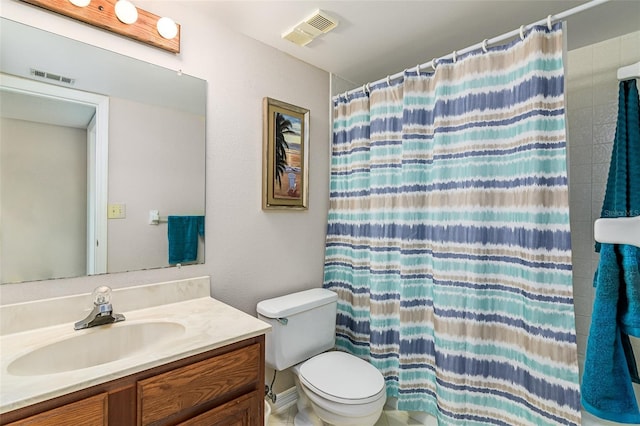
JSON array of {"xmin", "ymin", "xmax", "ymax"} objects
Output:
[{"xmin": 323, "ymin": 23, "xmax": 581, "ymax": 425}]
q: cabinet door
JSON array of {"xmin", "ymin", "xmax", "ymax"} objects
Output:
[
  {"xmin": 176, "ymin": 390, "xmax": 261, "ymax": 426},
  {"xmin": 5, "ymin": 393, "xmax": 107, "ymax": 426}
]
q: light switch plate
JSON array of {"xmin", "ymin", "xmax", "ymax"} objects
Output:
[{"xmin": 107, "ymin": 203, "xmax": 126, "ymax": 219}]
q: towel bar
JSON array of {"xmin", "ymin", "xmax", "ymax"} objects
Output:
[
  {"xmin": 594, "ymin": 216, "xmax": 640, "ymax": 249},
  {"xmin": 149, "ymin": 210, "xmax": 204, "ymax": 225}
]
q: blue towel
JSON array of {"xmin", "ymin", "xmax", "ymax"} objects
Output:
[
  {"xmin": 582, "ymin": 78, "xmax": 640, "ymax": 423},
  {"xmin": 596, "ymin": 78, "xmax": 640, "ymax": 250},
  {"xmin": 581, "ymin": 244, "xmax": 640, "ymax": 424},
  {"xmin": 168, "ymin": 215, "xmax": 204, "ymax": 264}
]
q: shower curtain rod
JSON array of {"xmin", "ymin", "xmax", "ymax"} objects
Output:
[{"xmin": 341, "ymin": 0, "xmax": 611, "ymax": 97}]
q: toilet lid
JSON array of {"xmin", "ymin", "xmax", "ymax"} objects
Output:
[{"xmin": 298, "ymin": 351, "xmax": 385, "ymax": 404}]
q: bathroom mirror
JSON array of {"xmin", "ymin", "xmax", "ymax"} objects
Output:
[{"xmin": 0, "ymin": 18, "xmax": 206, "ymax": 284}]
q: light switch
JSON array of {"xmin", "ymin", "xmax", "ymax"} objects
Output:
[{"xmin": 107, "ymin": 203, "xmax": 126, "ymax": 219}]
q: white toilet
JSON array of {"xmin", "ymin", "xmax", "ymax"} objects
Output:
[{"xmin": 257, "ymin": 288, "xmax": 386, "ymax": 426}]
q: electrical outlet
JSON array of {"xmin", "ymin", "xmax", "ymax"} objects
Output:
[{"xmin": 107, "ymin": 203, "xmax": 126, "ymax": 219}]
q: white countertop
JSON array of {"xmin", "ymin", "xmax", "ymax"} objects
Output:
[{"xmin": 0, "ymin": 277, "xmax": 271, "ymax": 414}]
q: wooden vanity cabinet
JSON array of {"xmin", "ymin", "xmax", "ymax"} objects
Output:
[{"xmin": 1, "ymin": 336, "xmax": 265, "ymax": 426}]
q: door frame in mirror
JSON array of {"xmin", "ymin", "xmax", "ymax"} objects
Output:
[{"xmin": 0, "ymin": 73, "xmax": 109, "ymax": 275}]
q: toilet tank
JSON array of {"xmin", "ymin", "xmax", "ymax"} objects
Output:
[{"xmin": 257, "ymin": 288, "xmax": 338, "ymax": 371}]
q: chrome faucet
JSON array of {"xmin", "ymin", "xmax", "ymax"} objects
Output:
[{"xmin": 74, "ymin": 286, "xmax": 125, "ymax": 330}]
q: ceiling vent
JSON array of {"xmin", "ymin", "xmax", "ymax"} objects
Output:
[
  {"xmin": 282, "ymin": 9, "xmax": 339, "ymax": 47},
  {"xmin": 30, "ymin": 68, "xmax": 75, "ymax": 85}
]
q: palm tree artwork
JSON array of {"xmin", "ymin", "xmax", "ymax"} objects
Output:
[
  {"xmin": 274, "ymin": 112, "xmax": 292, "ymax": 189},
  {"xmin": 273, "ymin": 112, "xmax": 301, "ymax": 199}
]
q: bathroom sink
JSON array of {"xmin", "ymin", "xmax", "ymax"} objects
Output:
[{"xmin": 7, "ymin": 321, "xmax": 185, "ymax": 376}]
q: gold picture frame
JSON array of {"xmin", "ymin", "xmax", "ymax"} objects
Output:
[{"xmin": 262, "ymin": 97, "xmax": 309, "ymax": 210}]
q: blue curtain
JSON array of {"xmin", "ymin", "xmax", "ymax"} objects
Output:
[{"xmin": 323, "ymin": 24, "xmax": 581, "ymax": 425}]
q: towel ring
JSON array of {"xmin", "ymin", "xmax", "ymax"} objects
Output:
[
  {"xmin": 519, "ymin": 25, "xmax": 526, "ymax": 40},
  {"xmin": 482, "ymin": 39, "xmax": 489, "ymax": 53},
  {"xmin": 547, "ymin": 15, "xmax": 553, "ymax": 30}
]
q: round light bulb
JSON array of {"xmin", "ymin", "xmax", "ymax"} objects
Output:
[
  {"xmin": 69, "ymin": 0, "xmax": 90, "ymax": 7},
  {"xmin": 114, "ymin": 0, "xmax": 138, "ymax": 24},
  {"xmin": 157, "ymin": 17, "xmax": 178, "ymax": 40}
]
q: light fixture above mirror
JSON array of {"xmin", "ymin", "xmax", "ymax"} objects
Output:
[{"xmin": 20, "ymin": 0, "xmax": 180, "ymax": 53}]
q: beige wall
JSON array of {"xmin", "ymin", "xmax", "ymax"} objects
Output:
[
  {"xmin": 566, "ymin": 31, "xmax": 640, "ymax": 372},
  {"xmin": 0, "ymin": 1, "xmax": 331, "ymax": 316},
  {"xmin": 1, "ymin": 117, "xmax": 87, "ymax": 282}
]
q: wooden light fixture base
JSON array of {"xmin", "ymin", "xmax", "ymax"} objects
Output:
[{"xmin": 20, "ymin": 0, "xmax": 180, "ymax": 53}]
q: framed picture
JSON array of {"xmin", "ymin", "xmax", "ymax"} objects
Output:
[{"xmin": 262, "ymin": 97, "xmax": 310, "ymax": 210}]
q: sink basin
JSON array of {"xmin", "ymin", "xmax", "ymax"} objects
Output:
[{"xmin": 7, "ymin": 321, "xmax": 185, "ymax": 376}]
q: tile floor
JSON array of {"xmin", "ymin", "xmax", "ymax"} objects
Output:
[
  {"xmin": 268, "ymin": 405, "xmax": 624, "ymax": 426},
  {"xmin": 267, "ymin": 404, "xmax": 424, "ymax": 426}
]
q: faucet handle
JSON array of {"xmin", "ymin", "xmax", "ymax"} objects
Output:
[
  {"xmin": 92, "ymin": 286, "xmax": 112, "ymax": 305},
  {"xmin": 74, "ymin": 286, "xmax": 123, "ymax": 330}
]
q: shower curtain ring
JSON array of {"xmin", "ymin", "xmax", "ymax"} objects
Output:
[
  {"xmin": 482, "ymin": 39, "xmax": 489, "ymax": 53},
  {"xmin": 416, "ymin": 64, "xmax": 421, "ymax": 73},
  {"xmin": 519, "ymin": 25, "xmax": 526, "ymax": 40},
  {"xmin": 547, "ymin": 15, "xmax": 553, "ymax": 30},
  {"xmin": 386, "ymin": 75, "xmax": 391, "ymax": 86},
  {"xmin": 431, "ymin": 58, "xmax": 438, "ymax": 70},
  {"xmin": 452, "ymin": 50, "xmax": 457, "ymax": 63},
  {"xmin": 362, "ymin": 84, "xmax": 367, "ymax": 95}
]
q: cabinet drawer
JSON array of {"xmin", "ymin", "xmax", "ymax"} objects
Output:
[
  {"xmin": 176, "ymin": 390, "xmax": 261, "ymax": 426},
  {"xmin": 6, "ymin": 392, "xmax": 107, "ymax": 426},
  {"xmin": 138, "ymin": 343, "xmax": 261, "ymax": 425}
]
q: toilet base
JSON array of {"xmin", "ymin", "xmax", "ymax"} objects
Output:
[
  {"xmin": 293, "ymin": 375, "xmax": 324, "ymax": 426},
  {"xmin": 294, "ymin": 395, "xmax": 323, "ymax": 426},
  {"xmin": 308, "ymin": 401, "xmax": 383, "ymax": 426}
]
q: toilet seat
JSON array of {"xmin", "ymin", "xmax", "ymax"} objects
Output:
[{"xmin": 298, "ymin": 351, "xmax": 385, "ymax": 405}]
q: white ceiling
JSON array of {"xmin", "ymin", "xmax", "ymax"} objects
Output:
[
  {"xmin": 0, "ymin": 88, "xmax": 95, "ymax": 129},
  {"xmin": 191, "ymin": 0, "xmax": 640, "ymax": 88}
]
